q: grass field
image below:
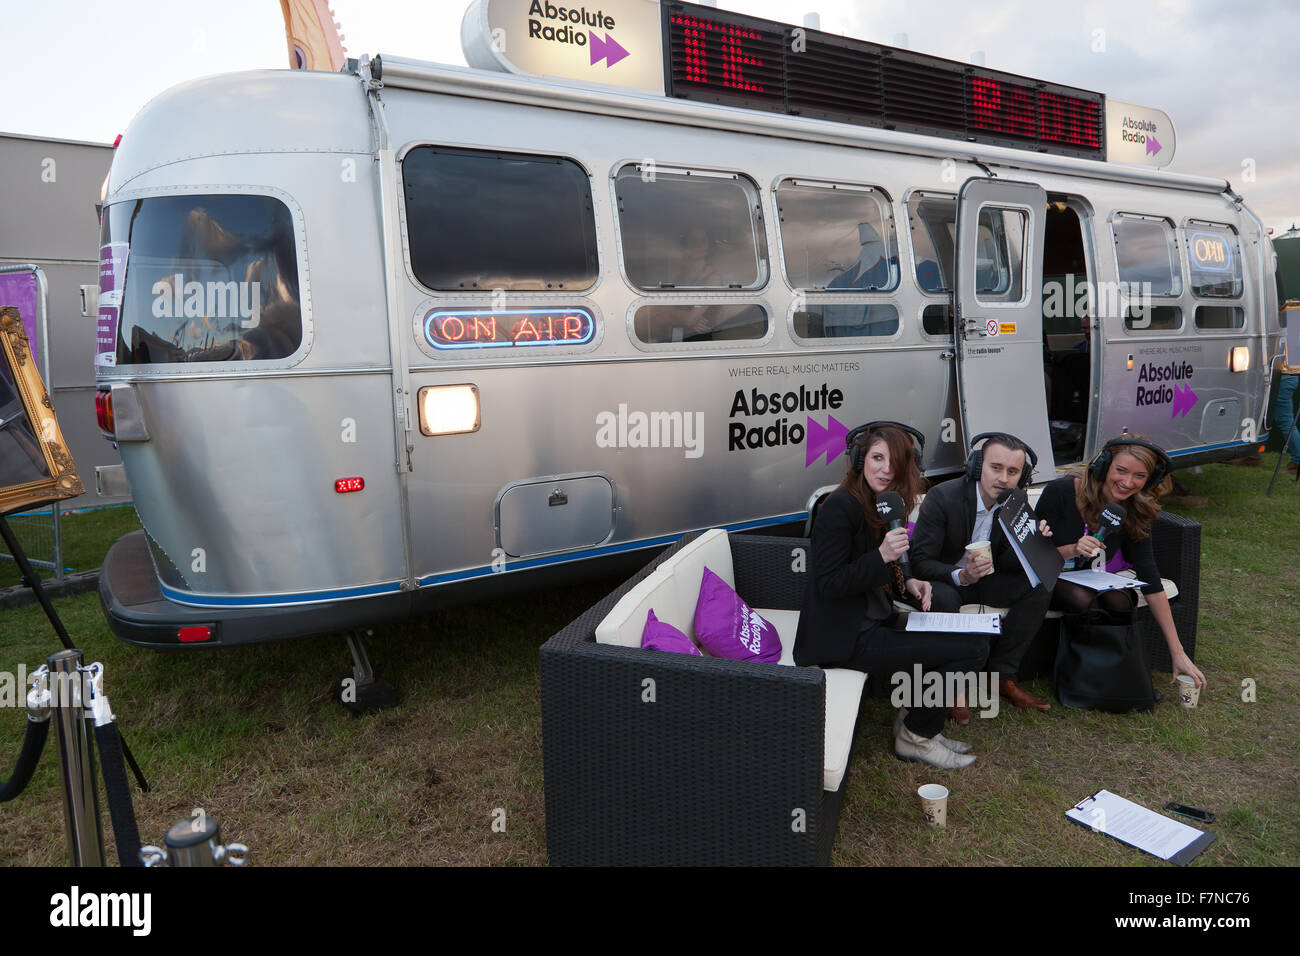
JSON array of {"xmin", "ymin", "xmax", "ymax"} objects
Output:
[{"xmin": 1, "ymin": 462, "xmax": 1297, "ymax": 866}]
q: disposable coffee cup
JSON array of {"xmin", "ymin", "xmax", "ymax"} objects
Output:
[
  {"xmin": 917, "ymin": 784, "xmax": 949, "ymax": 828},
  {"xmin": 965, "ymin": 540, "xmax": 992, "ymax": 564},
  {"xmin": 1176, "ymin": 675, "xmax": 1200, "ymax": 709}
]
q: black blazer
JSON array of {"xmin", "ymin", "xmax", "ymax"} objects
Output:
[
  {"xmin": 793, "ymin": 489, "xmax": 897, "ymax": 667},
  {"xmin": 909, "ymin": 476, "xmax": 1018, "ymax": 584}
]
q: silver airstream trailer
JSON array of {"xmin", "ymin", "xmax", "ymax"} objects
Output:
[{"xmin": 94, "ymin": 0, "xmax": 1277, "ymax": 654}]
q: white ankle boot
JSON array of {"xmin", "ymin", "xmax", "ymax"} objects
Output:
[
  {"xmin": 894, "ymin": 724, "xmax": 977, "ymax": 769},
  {"xmin": 893, "ymin": 708, "xmax": 974, "ymax": 755}
]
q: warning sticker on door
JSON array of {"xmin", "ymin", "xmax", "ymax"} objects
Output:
[
  {"xmin": 999, "ymin": 322, "xmax": 1017, "ymax": 335},
  {"xmin": 986, "ymin": 319, "xmax": 999, "ymax": 336}
]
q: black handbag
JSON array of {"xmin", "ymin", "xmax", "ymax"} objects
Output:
[{"xmin": 1053, "ymin": 600, "xmax": 1155, "ymax": 713}]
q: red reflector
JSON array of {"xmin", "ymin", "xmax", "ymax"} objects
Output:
[
  {"xmin": 178, "ymin": 626, "xmax": 211, "ymax": 643},
  {"xmin": 335, "ymin": 477, "xmax": 364, "ymax": 494},
  {"xmin": 113, "ymin": 134, "xmax": 122, "ymax": 148},
  {"xmin": 1258, "ymin": 444, "xmax": 1267, "ymax": 453}
]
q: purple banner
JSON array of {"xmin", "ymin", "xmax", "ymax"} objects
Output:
[
  {"xmin": 97, "ymin": 242, "xmax": 128, "ymax": 368},
  {"xmin": 0, "ymin": 269, "xmax": 41, "ymax": 365}
]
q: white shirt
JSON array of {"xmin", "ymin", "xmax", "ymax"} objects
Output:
[{"xmin": 952, "ymin": 492, "xmax": 996, "ymax": 587}]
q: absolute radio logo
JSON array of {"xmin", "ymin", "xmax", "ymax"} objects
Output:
[{"xmin": 727, "ymin": 383, "xmax": 849, "ymax": 466}]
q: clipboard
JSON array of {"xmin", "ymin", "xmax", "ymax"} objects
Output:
[{"xmin": 1066, "ymin": 789, "xmax": 1216, "ymax": 866}]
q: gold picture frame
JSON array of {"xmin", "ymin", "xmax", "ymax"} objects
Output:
[{"xmin": 0, "ymin": 306, "xmax": 83, "ymax": 516}]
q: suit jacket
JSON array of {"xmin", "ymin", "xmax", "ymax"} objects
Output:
[
  {"xmin": 793, "ymin": 489, "xmax": 897, "ymax": 667},
  {"xmin": 909, "ymin": 476, "xmax": 1019, "ymax": 585}
]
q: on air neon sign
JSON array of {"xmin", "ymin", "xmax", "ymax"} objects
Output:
[{"xmin": 424, "ymin": 307, "xmax": 597, "ymax": 349}]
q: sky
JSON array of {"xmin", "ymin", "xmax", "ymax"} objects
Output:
[{"xmin": 2, "ymin": 0, "xmax": 1297, "ymax": 232}]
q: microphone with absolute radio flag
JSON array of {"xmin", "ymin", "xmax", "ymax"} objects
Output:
[
  {"xmin": 875, "ymin": 491, "xmax": 911, "ymax": 577},
  {"xmin": 1096, "ymin": 503, "xmax": 1126, "ymax": 541}
]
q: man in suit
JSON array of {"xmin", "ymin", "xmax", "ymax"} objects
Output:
[{"xmin": 911, "ymin": 433, "xmax": 1053, "ymax": 721}]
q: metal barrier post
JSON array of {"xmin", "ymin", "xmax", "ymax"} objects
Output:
[
  {"xmin": 140, "ymin": 818, "xmax": 248, "ymax": 867},
  {"xmin": 47, "ymin": 648, "xmax": 104, "ymax": 866}
]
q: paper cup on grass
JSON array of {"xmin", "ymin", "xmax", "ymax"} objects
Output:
[
  {"xmin": 965, "ymin": 540, "xmax": 992, "ymax": 564},
  {"xmin": 918, "ymin": 784, "xmax": 949, "ymax": 828},
  {"xmin": 1176, "ymin": 674, "xmax": 1200, "ymax": 709}
]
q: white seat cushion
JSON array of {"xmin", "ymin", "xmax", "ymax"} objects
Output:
[
  {"xmin": 820, "ymin": 668, "xmax": 866, "ymax": 791},
  {"xmin": 1117, "ymin": 569, "xmax": 1179, "ymax": 605},
  {"xmin": 656, "ymin": 529, "xmax": 735, "ymax": 644},
  {"xmin": 595, "ymin": 571, "xmax": 689, "ymax": 648},
  {"xmin": 756, "ymin": 606, "xmax": 862, "ymax": 792}
]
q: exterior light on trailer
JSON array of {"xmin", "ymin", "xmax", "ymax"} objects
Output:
[
  {"xmin": 1127, "ymin": 354, "xmax": 1134, "ymax": 371},
  {"xmin": 418, "ymin": 384, "xmax": 481, "ymax": 436},
  {"xmin": 94, "ymin": 389, "xmax": 115, "ymax": 435},
  {"xmin": 335, "ymin": 477, "xmax": 365, "ymax": 494},
  {"xmin": 1229, "ymin": 347, "xmax": 1250, "ymax": 372}
]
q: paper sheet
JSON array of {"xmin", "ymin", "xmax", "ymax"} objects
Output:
[
  {"xmin": 1067, "ymin": 789, "xmax": 1211, "ymax": 864},
  {"xmin": 1058, "ymin": 569, "xmax": 1146, "ymax": 591},
  {"xmin": 905, "ymin": 611, "xmax": 1002, "ymax": 634}
]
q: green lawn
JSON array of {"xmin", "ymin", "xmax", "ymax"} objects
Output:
[{"xmin": 1, "ymin": 463, "xmax": 1297, "ymax": 866}]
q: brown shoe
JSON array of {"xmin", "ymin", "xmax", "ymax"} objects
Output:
[
  {"xmin": 948, "ymin": 701, "xmax": 971, "ymax": 725},
  {"xmin": 1000, "ymin": 678, "xmax": 1051, "ymax": 711},
  {"xmin": 1286, "ymin": 462, "xmax": 1299, "ymax": 475}
]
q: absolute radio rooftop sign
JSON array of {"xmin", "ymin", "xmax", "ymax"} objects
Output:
[
  {"xmin": 461, "ymin": 1, "xmax": 1176, "ymax": 165},
  {"xmin": 461, "ymin": 0, "xmax": 666, "ymax": 93}
]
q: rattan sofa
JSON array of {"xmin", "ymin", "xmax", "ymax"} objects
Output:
[
  {"xmin": 540, "ymin": 531, "xmax": 855, "ymax": 866},
  {"xmin": 539, "ymin": 509, "xmax": 1200, "ymax": 866}
]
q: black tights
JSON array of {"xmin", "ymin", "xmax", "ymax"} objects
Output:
[{"xmin": 1051, "ymin": 580, "xmax": 1137, "ymax": 615}]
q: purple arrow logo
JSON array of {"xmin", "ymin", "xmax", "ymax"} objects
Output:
[
  {"xmin": 1146, "ymin": 135, "xmax": 1162, "ymax": 157},
  {"xmin": 589, "ymin": 32, "xmax": 629, "ymax": 68},
  {"xmin": 805, "ymin": 414, "xmax": 850, "ymax": 468},
  {"xmin": 1171, "ymin": 382, "xmax": 1198, "ymax": 418}
]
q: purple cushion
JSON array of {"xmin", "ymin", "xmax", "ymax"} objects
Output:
[
  {"xmin": 693, "ymin": 567, "xmax": 782, "ymax": 662},
  {"xmin": 641, "ymin": 609, "xmax": 702, "ymax": 655}
]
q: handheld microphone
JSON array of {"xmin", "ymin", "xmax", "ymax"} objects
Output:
[
  {"xmin": 876, "ymin": 491, "xmax": 911, "ymax": 577},
  {"xmin": 1097, "ymin": 503, "xmax": 1126, "ymax": 541}
]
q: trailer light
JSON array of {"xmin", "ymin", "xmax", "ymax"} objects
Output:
[
  {"xmin": 177, "ymin": 626, "xmax": 212, "ymax": 643},
  {"xmin": 418, "ymin": 384, "xmax": 480, "ymax": 436},
  {"xmin": 94, "ymin": 389, "xmax": 115, "ymax": 434},
  {"xmin": 1229, "ymin": 347, "xmax": 1249, "ymax": 372},
  {"xmin": 335, "ymin": 477, "xmax": 365, "ymax": 494}
]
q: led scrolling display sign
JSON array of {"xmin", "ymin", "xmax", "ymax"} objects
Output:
[{"xmin": 661, "ymin": 1, "xmax": 1105, "ymax": 159}]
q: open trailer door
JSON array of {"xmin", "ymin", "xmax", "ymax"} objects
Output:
[{"xmin": 954, "ymin": 177, "xmax": 1055, "ymax": 482}]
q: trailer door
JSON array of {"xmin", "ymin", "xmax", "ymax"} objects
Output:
[{"xmin": 954, "ymin": 177, "xmax": 1054, "ymax": 483}]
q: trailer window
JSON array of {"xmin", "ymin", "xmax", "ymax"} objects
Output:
[
  {"xmin": 794, "ymin": 304, "xmax": 899, "ymax": 339},
  {"xmin": 973, "ymin": 207, "xmax": 1027, "ymax": 303},
  {"xmin": 907, "ymin": 194, "xmax": 956, "ymax": 293},
  {"xmin": 633, "ymin": 304, "xmax": 769, "ymax": 344},
  {"xmin": 1112, "ymin": 216, "xmax": 1182, "ymax": 297},
  {"xmin": 1185, "ymin": 224, "xmax": 1243, "ymax": 298},
  {"xmin": 102, "ymin": 194, "xmax": 302, "ymax": 365},
  {"xmin": 615, "ymin": 166, "xmax": 768, "ymax": 291},
  {"xmin": 1125, "ymin": 305, "xmax": 1182, "ymax": 331},
  {"xmin": 403, "ymin": 147, "xmax": 598, "ymax": 291},
  {"xmin": 776, "ymin": 181, "xmax": 898, "ymax": 291},
  {"xmin": 1195, "ymin": 306, "xmax": 1245, "ymax": 330}
]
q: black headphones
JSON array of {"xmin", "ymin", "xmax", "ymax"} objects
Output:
[
  {"xmin": 964, "ymin": 432, "xmax": 1038, "ymax": 488},
  {"xmin": 1087, "ymin": 436, "xmax": 1172, "ymax": 490},
  {"xmin": 846, "ymin": 420, "xmax": 926, "ymax": 472}
]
